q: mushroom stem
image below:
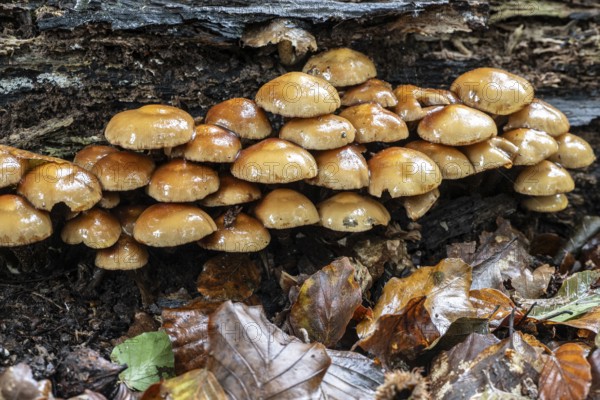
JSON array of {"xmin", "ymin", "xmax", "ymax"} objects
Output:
[{"xmin": 126, "ymin": 269, "xmax": 155, "ymax": 307}]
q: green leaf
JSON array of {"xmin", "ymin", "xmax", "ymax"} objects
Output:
[{"xmin": 111, "ymin": 331, "xmax": 175, "ymax": 391}]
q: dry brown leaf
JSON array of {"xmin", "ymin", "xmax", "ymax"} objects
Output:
[
  {"xmin": 588, "ymin": 349, "xmax": 600, "ymax": 399},
  {"xmin": 357, "ymin": 258, "xmax": 474, "ymax": 338},
  {"xmin": 469, "ymin": 288, "xmax": 521, "ymax": 329},
  {"xmin": 548, "ymin": 306, "xmax": 600, "ymax": 335},
  {"xmin": 538, "ymin": 343, "xmax": 592, "ymax": 400},
  {"xmin": 208, "ymin": 301, "xmax": 331, "ymax": 399},
  {"xmin": 289, "ymin": 257, "xmax": 362, "ymax": 347},
  {"xmin": 197, "ymin": 253, "xmax": 261, "ymax": 302},
  {"xmin": 321, "ymin": 349, "xmax": 385, "ymax": 400},
  {"xmin": 141, "ymin": 368, "xmax": 226, "ymax": 400}
]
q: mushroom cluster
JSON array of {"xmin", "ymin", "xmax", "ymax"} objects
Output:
[{"xmin": 0, "ymin": 48, "xmax": 595, "ymax": 274}]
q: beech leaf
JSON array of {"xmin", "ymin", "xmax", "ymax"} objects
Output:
[
  {"xmin": 141, "ymin": 369, "xmax": 226, "ymax": 400},
  {"xmin": 470, "ymin": 288, "xmax": 521, "ymax": 330},
  {"xmin": 538, "ymin": 343, "xmax": 591, "ymax": 400},
  {"xmin": 321, "ymin": 349, "xmax": 385, "ymax": 400}
]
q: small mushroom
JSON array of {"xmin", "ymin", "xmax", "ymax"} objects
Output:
[
  {"xmin": 504, "ymin": 98, "xmax": 569, "ymax": 137},
  {"xmin": 200, "ymin": 173, "xmax": 262, "ymax": 207},
  {"xmin": 255, "ymin": 72, "xmax": 340, "ymax": 118},
  {"xmin": 95, "ymin": 235, "xmax": 149, "ymax": 270},
  {"xmin": 114, "ymin": 204, "xmax": 147, "ymax": 236},
  {"xmin": 146, "ymin": 159, "xmax": 219, "ymax": 202},
  {"xmin": 317, "ymin": 192, "xmax": 390, "ymax": 232},
  {"xmin": 169, "ymin": 124, "xmax": 242, "ymax": 163},
  {"xmin": 92, "ymin": 151, "xmax": 155, "ymax": 191},
  {"xmin": 0, "ymin": 194, "xmax": 52, "ymax": 247},
  {"xmin": 305, "ymin": 145, "xmax": 369, "ymax": 190},
  {"xmin": 279, "ymin": 114, "xmax": 356, "ymax": 150},
  {"xmin": 341, "ymin": 79, "xmax": 398, "ymax": 108},
  {"xmin": 61, "ymin": 208, "xmax": 121, "ymax": 249},
  {"xmin": 98, "ymin": 192, "xmax": 121, "ymax": 209},
  {"xmin": 501, "ymin": 128, "xmax": 558, "ymax": 166},
  {"xmin": 547, "ymin": 133, "xmax": 596, "ymax": 169},
  {"xmin": 461, "ymin": 137, "xmax": 519, "ymax": 173},
  {"xmin": 302, "ymin": 48, "xmax": 377, "ymax": 87},
  {"xmin": 514, "ymin": 160, "xmax": 575, "ymax": 196},
  {"xmin": 405, "ymin": 140, "xmax": 475, "ymax": 180},
  {"xmin": 104, "ymin": 104, "xmax": 195, "ymax": 150},
  {"xmin": 522, "ymin": 193, "xmax": 569, "ymax": 213},
  {"xmin": 450, "ymin": 67, "xmax": 534, "ymax": 115},
  {"xmin": 403, "ymin": 188, "xmax": 440, "ymax": 221},
  {"xmin": 231, "ymin": 138, "xmax": 317, "ymax": 184},
  {"xmin": 204, "ymin": 98, "xmax": 272, "ymax": 140},
  {"xmin": 339, "ymin": 103, "xmax": 408, "ymax": 143},
  {"xmin": 393, "ymin": 85, "xmax": 458, "ymax": 122},
  {"xmin": 72, "ymin": 145, "xmax": 119, "ymax": 171},
  {"xmin": 199, "ymin": 212, "xmax": 271, "ymax": 252},
  {"xmin": 254, "ymin": 188, "xmax": 319, "ymax": 229},
  {"xmin": 0, "ymin": 150, "xmax": 27, "ymax": 188}
]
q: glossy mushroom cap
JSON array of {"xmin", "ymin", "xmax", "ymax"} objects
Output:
[
  {"xmin": 279, "ymin": 114, "xmax": 355, "ymax": 150},
  {"xmin": 133, "ymin": 203, "xmax": 217, "ymax": 247},
  {"xmin": 505, "ymin": 99, "xmax": 569, "ymax": 137},
  {"xmin": 104, "ymin": 104, "xmax": 195, "ymax": 150},
  {"xmin": 200, "ymin": 173, "xmax": 262, "ymax": 207},
  {"xmin": 450, "ymin": 67, "xmax": 534, "ymax": 115},
  {"xmin": 255, "ymin": 72, "xmax": 340, "ymax": 118},
  {"xmin": 92, "ymin": 151, "xmax": 155, "ymax": 192},
  {"xmin": 0, "ymin": 151, "xmax": 27, "ymax": 188},
  {"xmin": 61, "ymin": 208, "xmax": 121, "ymax": 249},
  {"xmin": 514, "ymin": 160, "xmax": 575, "ymax": 196},
  {"xmin": 199, "ymin": 212, "xmax": 271, "ymax": 252},
  {"xmin": 306, "ymin": 145, "xmax": 369, "ymax": 190},
  {"xmin": 0, "ymin": 194, "xmax": 52, "ymax": 246},
  {"xmin": 368, "ymin": 147, "xmax": 442, "ymax": 198},
  {"xmin": 17, "ymin": 162, "xmax": 102, "ymax": 212},
  {"xmin": 254, "ymin": 188, "xmax": 319, "ymax": 229},
  {"xmin": 231, "ymin": 138, "xmax": 317, "ymax": 183},
  {"xmin": 317, "ymin": 192, "xmax": 390, "ymax": 232},
  {"xmin": 95, "ymin": 235, "xmax": 149, "ymax": 270},
  {"xmin": 393, "ymin": 85, "xmax": 459, "ymax": 122},
  {"xmin": 169, "ymin": 124, "xmax": 241, "ymax": 163},
  {"xmin": 341, "ymin": 79, "xmax": 398, "ymax": 108},
  {"xmin": 461, "ymin": 137, "xmax": 519, "ymax": 173},
  {"xmin": 98, "ymin": 192, "xmax": 120, "ymax": 209},
  {"xmin": 403, "ymin": 188, "xmax": 440, "ymax": 221},
  {"xmin": 204, "ymin": 98, "xmax": 272, "ymax": 140},
  {"xmin": 522, "ymin": 194, "xmax": 568, "ymax": 213},
  {"xmin": 146, "ymin": 159, "xmax": 219, "ymax": 202},
  {"xmin": 302, "ymin": 48, "xmax": 377, "ymax": 87},
  {"xmin": 405, "ymin": 140, "xmax": 475, "ymax": 180},
  {"xmin": 548, "ymin": 133, "xmax": 596, "ymax": 169},
  {"xmin": 501, "ymin": 128, "xmax": 558, "ymax": 166},
  {"xmin": 417, "ymin": 104, "xmax": 497, "ymax": 146},
  {"xmin": 72, "ymin": 145, "xmax": 119, "ymax": 171},
  {"xmin": 339, "ymin": 103, "xmax": 408, "ymax": 143},
  {"xmin": 114, "ymin": 204, "xmax": 147, "ymax": 236}
]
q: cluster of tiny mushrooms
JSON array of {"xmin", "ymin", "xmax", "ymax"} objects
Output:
[{"xmin": 0, "ymin": 48, "xmax": 595, "ymax": 275}]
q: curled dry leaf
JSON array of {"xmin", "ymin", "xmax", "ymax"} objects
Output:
[
  {"xmin": 0, "ymin": 363, "xmax": 54, "ymax": 400},
  {"xmin": 208, "ymin": 301, "xmax": 331, "ymax": 399},
  {"xmin": 141, "ymin": 369, "xmax": 226, "ymax": 400},
  {"xmin": 538, "ymin": 343, "xmax": 591, "ymax": 400},
  {"xmin": 197, "ymin": 253, "xmax": 262, "ymax": 302},
  {"xmin": 321, "ymin": 349, "xmax": 385, "ymax": 400},
  {"xmin": 551, "ymin": 306, "xmax": 600, "ymax": 334},
  {"xmin": 469, "ymin": 288, "xmax": 521, "ymax": 330},
  {"xmin": 289, "ymin": 257, "xmax": 362, "ymax": 347}
]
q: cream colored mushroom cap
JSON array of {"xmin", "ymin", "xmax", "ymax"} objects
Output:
[
  {"xmin": 169, "ymin": 124, "xmax": 241, "ymax": 163},
  {"xmin": 305, "ymin": 145, "xmax": 369, "ymax": 190},
  {"xmin": 254, "ymin": 188, "xmax": 319, "ymax": 229},
  {"xmin": 92, "ymin": 151, "xmax": 155, "ymax": 192},
  {"xmin": 417, "ymin": 104, "xmax": 497, "ymax": 146},
  {"xmin": 317, "ymin": 192, "xmax": 390, "ymax": 232},
  {"xmin": 255, "ymin": 72, "xmax": 341, "ymax": 118},
  {"xmin": 505, "ymin": 98, "xmax": 569, "ymax": 137},
  {"xmin": 146, "ymin": 159, "xmax": 219, "ymax": 202},
  {"xmin": 61, "ymin": 208, "xmax": 121, "ymax": 249},
  {"xmin": 514, "ymin": 160, "xmax": 575, "ymax": 196},
  {"xmin": 548, "ymin": 133, "xmax": 596, "ymax": 169},
  {"xmin": 73, "ymin": 145, "xmax": 119, "ymax": 171},
  {"xmin": 522, "ymin": 193, "xmax": 568, "ymax": 213},
  {"xmin": 403, "ymin": 188, "xmax": 440, "ymax": 221},
  {"xmin": 17, "ymin": 162, "xmax": 102, "ymax": 212},
  {"xmin": 200, "ymin": 174, "xmax": 262, "ymax": 207},
  {"xmin": 0, "ymin": 151, "xmax": 27, "ymax": 188},
  {"xmin": 341, "ymin": 79, "xmax": 398, "ymax": 108},
  {"xmin": 368, "ymin": 147, "xmax": 442, "ymax": 198},
  {"xmin": 204, "ymin": 98, "xmax": 272, "ymax": 140},
  {"xmin": 302, "ymin": 48, "xmax": 377, "ymax": 87},
  {"xmin": 95, "ymin": 235, "xmax": 149, "ymax": 270},
  {"xmin": 450, "ymin": 67, "xmax": 534, "ymax": 115},
  {"xmin": 279, "ymin": 114, "xmax": 355, "ymax": 150},
  {"xmin": 231, "ymin": 138, "xmax": 317, "ymax": 183},
  {"xmin": 339, "ymin": 103, "xmax": 408, "ymax": 143},
  {"xmin": 133, "ymin": 203, "xmax": 217, "ymax": 247},
  {"xmin": 104, "ymin": 104, "xmax": 195, "ymax": 150},
  {"xmin": 199, "ymin": 212, "xmax": 271, "ymax": 252},
  {"xmin": 405, "ymin": 140, "xmax": 475, "ymax": 180},
  {"xmin": 501, "ymin": 128, "xmax": 558, "ymax": 166},
  {"xmin": 0, "ymin": 194, "xmax": 52, "ymax": 247},
  {"xmin": 461, "ymin": 137, "xmax": 519, "ymax": 173}
]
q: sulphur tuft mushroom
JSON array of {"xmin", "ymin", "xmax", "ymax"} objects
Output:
[
  {"xmin": 305, "ymin": 145, "xmax": 369, "ymax": 190},
  {"xmin": 547, "ymin": 133, "xmax": 596, "ymax": 169},
  {"xmin": 204, "ymin": 98, "xmax": 272, "ymax": 140},
  {"xmin": 504, "ymin": 98, "xmax": 569, "ymax": 137},
  {"xmin": 61, "ymin": 208, "xmax": 121, "ymax": 249},
  {"xmin": 302, "ymin": 48, "xmax": 377, "ymax": 87},
  {"xmin": 199, "ymin": 212, "xmax": 271, "ymax": 252},
  {"xmin": 72, "ymin": 145, "xmax": 119, "ymax": 171},
  {"xmin": 339, "ymin": 103, "xmax": 408, "ymax": 143},
  {"xmin": 92, "ymin": 151, "xmax": 155, "ymax": 192},
  {"xmin": 146, "ymin": 158, "xmax": 219, "ymax": 202},
  {"xmin": 514, "ymin": 160, "xmax": 575, "ymax": 196},
  {"xmin": 279, "ymin": 114, "xmax": 355, "ymax": 150},
  {"xmin": 317, "ymin": 192, "xmax": 390, "ymax": 232},
  {"xmin": 0, "ymin": 150, "xmax": 27, "ymax": 188},
  {"xmin": 253, "ymin": 188, "xmax": 319, "ymax": 229},
  {"xmin": 200, "ymin": 173, "xmax": 262, "ymax": 207},
  {"xmin": 403, "ymin": 188, "xmax": 440, "ymax": 221},
  {"xmin": 522, "ymin": 193, "xmax": 569, "ymax": 213},
  {"xmin": 405, "ymin": 140, "xmax": 475, "ymax": 180},
  {"xmin": 501, "ymin": 128, "xmax": 558, "ymax": 166},
  {"xmin": 95, "ymin": 235, "xmax": 149, "ymax": 271},
  {"xmin": 461, "ymin": 137, "xmax": 519, "ymax": 173},
  {"xmin": 0, "ymin": 194, "xmax": 52, "ymax": 247},
  {"xmin": 341, "ymin": 79, "xmax": 398, "ymax": 108},
  {"xmin": 169, "ymin": 124, "xmax": 242, "ymax": 163}
]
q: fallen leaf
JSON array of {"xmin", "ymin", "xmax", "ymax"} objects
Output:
[
  {"xmin": 0, "ymin": 363, "xmax": 54, "ymax": 399},
  {"xmin": 538, "ymin": 343, "xmax": 591, "ymax": 400},
  {"xmin": 141, "ymin": 369, "xmax": 226, "ymax": 400},
  {"xmin": 208, "ymin": 301, "xmax": 331, "ymax": 399},
  {"xmin": 470, "ymin": 288, "xmax": 521, "ymax": 329},
  {"xmin": 588, "ymin": 349, "xmax": 600, "ymax": 399},
  {"xmin": 550, "ymin": 306, "xmax": 600, "ymax": 334},
  {"xmin": 321, "ymin": 349, "xmax": 385, "ymax": 400},
  {"xmin": 425, "ymin": 317, "xmax": 489, "ymax": 354},
  {"xmin": 197, "ymin": 253, "xmax": 262, "ymax": 302},
  {"xmin": 289, "ymin": 257, "xmax": 362, "ymax": 347}
]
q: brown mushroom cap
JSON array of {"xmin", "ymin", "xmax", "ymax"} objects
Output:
[
  {"xmin": 547, "ymin": 133, "xmax": 596, "ymax": 169},
  {"xmin": 341, "ymin": 79, "xmax": 398, "ymax": 108},
  {"xmin": 204, "ymin": 98, "xmax": 272, "ymax": 140},
  {"xmin": 501, "ymin": 128, "xmax": 558, "ymax": 166},
  {"xmin": 461, "ymin": 137, "xmax": 519, "ymax": 173},
  {"xmin": 61, "ymin": 208, "xmax": 121, "ymax": 249},
  {"xmin": 231, "ymin": 138, "xmax": 317, "ymax": 183},
  {"xmin": 114, "ymin": 204, "xmax": 147, "ymax": 236},
  {"xmin": 305, "ymin": 145, "xmax": 369, "ymax": 190},
  {"xmin": 133, "ymin": 203, "xmax": 217, "ymax": 247},
  {"xmin": 254, "ymin": 188, "xmax": 319, "ymax": 229},
  {"xmin": 279, "ymin": 114, "xmax": 356, "ymax": 150},
  {"xmin": 98, "ymin": 191, "xmax": 121, "ymax": 209},
  {"xmin": 17, "ymin": 162, "xmax": 102, "ymax": 212},
  {"xmin": 199, "ymin": 212, "xmax": 271, "ymax": 252},
  {"xmin": 73, "ymin": 145, "xmax": 119, "ymax": 171},
  {"xmin": 169, "ymin": 124, "xmax": 241, "ymax": 163},
  {"xmin": 146, "ymin": 159, "xmax": 219, "ymax": 202},
  {"xmin": 403, "ymin": 188, "xmax": 440, "ymax": 221},
  {"xmin": 393, "ymin": 85, "xmax": 426, "ymax": 122},
  {"xmin": 522, "ymin": 193, "xmax": 568, "ymax": 213},
  {"xmin": 92, "ymin": 151, "xmax": 155, "ymax": 192},
  {"xmin": 417, "ymin": 104, "xmax": 498, "ymax": 146},
  {"xmin": 0, "ymin": 145, "xmax": 67, "ymax": 169},
  {"xmin": 405, "ymin": 140, "xmax": 475, "ymax": 180},
  {"xmin": 200, "ymin": 173, "xmax": 262, "ymax": 207},
  {"xmin": 0, "ymin": 150, "xmax": 27, "ymax": 188},
  {"xmin": 415, "ymin": 88, "xmax": 461, "ymax": 106},
  {"xmin": 302, "ymin": 48, "xmax": 377, "ymax": 87},
  {"xmin": 255, "ymin": 72, "xmax": 341, "ymax": 118},
  {"xmin": 0, "ymin": 194, "xmax": 52, "ymax": 246},
  {"xmin": 514, "ymin": 160, "xmax": 575, "ymax": 196},
  {"xmin": 95, "ymin": 235, "xmax": 149, "ymax": 270},
  {"xmin": 317, "ymin": 192, "xmax": 390, "ymax": 232},
  {"xmin": 339, "ymin": 103, "xmax": 409, "ymax": 143},
  {"xmin": 450, "ymin": 67, "xmax": 534, "ymax": 115},
  {"xmin": 505, "ymin": 98, "xmax": 569, "ymax": 137},
  {"xmin": 104, "ymin": 104, "xmax": 195, "ymax": 150},
  {"xmin": 368, "ymin": 147, "xmax": 442, "ymax": 198}
]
